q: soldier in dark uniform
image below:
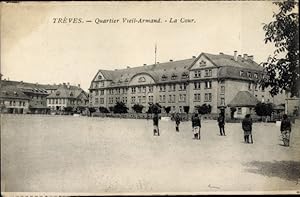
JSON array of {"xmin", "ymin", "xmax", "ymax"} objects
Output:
[
  {"xmin": 153, "ymin": 112, "xmax": 160, "ymax": 136},
  {"xmin": 217, "ymin": 113, "xmax": 226, "ymax": 136},
  {"xmin": 242, "ymin": 114, "xmax": 253, "ymax": 143},
  {"xmin": 174, "ymin": 113, "xmax": 181, "ymax": 132},
  {"xmin": 191, "ymin": 112, "xmax": 201, "ymax": 140}
]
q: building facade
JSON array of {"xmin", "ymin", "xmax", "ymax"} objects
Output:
[
  {"xmin": 89, "ymin": 52, "xmax": 286, "ymax": 115},
  {"xmin": 46, "ymin": 83, "xmax": 89, "ymax": 112},
  {"xmin": 0, "ymin": 85, "xmax": 30, "ymax": 114}
]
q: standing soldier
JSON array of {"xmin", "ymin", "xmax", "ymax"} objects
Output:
[
  {"xmin": 153, "ymin": 112, "xmax": 160, "ymax": 136},
  {"xmin": 191, "ymin": 112, "xmax": 201, "ymax": 140},
  {"xmin": 242, "ymin": 114, "xmax": 253, "ymax": 143},
  {"xmin": 280, "ymin": 114, "xmax": 292, "ymax": 147},
  {"xmin": 217, "ymin": 113, "xmax": 226, "ymax": 136},
  {"xmin": 174, "ymin": 113, "xmax": 181, "ymax": 132}
]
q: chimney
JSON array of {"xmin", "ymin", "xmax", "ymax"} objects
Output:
[
  {"xmin": 169, "ymin": 59, "xmax": 173, "ymax": 62},
  {"xmin": 157, "ymin": 62, "xmax": 160, "ymax": 64},
  {"xmin": 78, "ymin": 84, "xmax": 80, "ymax": 88},
  {"xmin": 67, "ymin": 82, "xmax": 70, "ymax": 89},
  {"xmin": 127, "ymin": 66, "xmax": 130, "ymax": 68},
  {"xmin": 192, "ymin": 56, "xmax": 196, "ymax": 58},
  {"xmin": 248, "ymin": 55, "xmax": 254, "ymax": 61},
  {"xmin": 114, "ymin": 69, "xmax": 118, "ymax": 71},
  {"xmin": 219, "ymin": 52, "xmax": 224, "ymax": 55},
  {"xmin": 243, "ymin": 54, "xmax": 248, "ymax": 60},
  {"xmin": 63, "ymin": 82, "xmax": 66, "ymax": 86},
  {"xmin": 143, "ymin": 64, "xmax": 147, "ymax": 66},
  {"xmin": 234, "ymin": 51, "xmax": 238, "ymax": 61},
  {"xmin": 238, "ymin": 55, "xmax": 242, "ymax": 59}
]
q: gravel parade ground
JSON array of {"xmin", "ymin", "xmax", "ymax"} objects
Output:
[{"xmin": 1, "ymin": 115, "xmax": 300, "ymax": 194}]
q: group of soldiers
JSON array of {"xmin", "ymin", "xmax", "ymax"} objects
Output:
[{"xmin": 152, "ymin": 112, "xmax": 292, "ymax": 147}]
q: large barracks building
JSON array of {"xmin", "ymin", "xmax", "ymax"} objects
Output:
[{"xmin": 89, "ymin": 51, "xmax": 285, "ymax": 117}]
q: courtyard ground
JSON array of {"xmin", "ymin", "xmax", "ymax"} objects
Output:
[{"xmin": 1, "ymin": 114, "xmax": 300, "ymax": 194}]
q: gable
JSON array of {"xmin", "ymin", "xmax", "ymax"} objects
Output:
[
  {"xmin": 129, "ymin": 73, "xmax": 156, "ymax": 86},
  {"xmin": 93, "ymin": 71, "xmax": 106, "ymax": 81},
  {"xmin": 189, "ymin": 54, "xmax": 217, "ymax": 70}
]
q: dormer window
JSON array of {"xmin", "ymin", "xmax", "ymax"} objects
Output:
[
  {"xmin": 56, "ymin": 91, "xmax": 60, "ymax": 96},
  {"xmin": 70, "ymin": 92, "xmax": 74, "ymax": 97},
  {"xmin": 240, "ymin": 71, "xmax": 244, "ymax": 76},
  {"xmin": 98, "ymin": 75, "xmax": 102, "ymax": 80},
  {"xmin": 199, "ymin": 60, "xmax": 206, "ymax": 66},
  {"xmin": 161, "ymin": 75, "xmax": 168, "ymax": 81},
  {"xmin": 247, "ymin": 72, "xmax": 252, "ymax": 78},
  {"xmin": 124, "ymin": 78, "xmax": 129, "ymax": 82},
  {"xmin": 254, "ymin": 73, "xmax": 258, "ymax": 79},
  {"xmin": 171, "ymin": 74, "xmax": 177, "ymax": 80},
  {"xmin": 182, "ymin": 72, "xmax": 189, "ymax": 79}
]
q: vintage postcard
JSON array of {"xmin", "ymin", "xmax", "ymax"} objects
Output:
[{"xmin": 0, "ymin": 1, "xmax": 299, "ymax": 196}]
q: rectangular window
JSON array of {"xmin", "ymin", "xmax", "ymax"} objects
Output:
[
  {"xmin": 194, "ymin": 93, "xmax": 201, "ymax": 101},
  {"xmin": 131, "ymin": 96, "xmax": 136, "ymax": 103},
  {"xmin": 95, "ymin": 98, "xmax": 99, "ymax": 104},
  {"xmin": 148, "ymin": 86, "xmax": 153, "ymax": 93},
  {"xmin": 131, "ymin": 87, "xmax": 136, "ymax": 94},
  {"xmin": 194, "ymin": 70, "xmax": 201, "ymax": 78},
  {"xmin": 179, "ymin": 94, "xmax": 186, "ymax": 102},
  {"xmin": 221, "ymin": 98, "xmax": 225, "ymax": 106},
  {"xmin": 100, "ymin": 90, "xmax": 104, "ymax": 95},
  {"xmin": 205, "ymin": 93, "xmax": 212, "ymax": 102},
  {"xmin": 237, "ymin": 107, "xmax": 242, "ymax": 114},
  {"xmin": 221, "ymin": 86, "xmax": 225, "ymax": 93},
  {"xmin": 100, "ymin": 98, "xmax": 104, "ymax": 104},
  {"xmin": 205, "ymin": 69, "xmax": 212, "ymax": 77},
  {"xmin": 240, "ymin": 71, "xmax": 244, "ymax": 76},
  {"xmin": 142, "ymin": 86, "xmax": 146, "ymax": 93},
  {"xmin": 247, "ymin": 72, "xmax": 252, "ymax": 78},
  {"xmin": 138, "ymin": 96, "xmax": 141, "ymax": 103},
  {"xmin": 179, "ymin": 106, "xmax": 183, "ymax": 113},
  {"xmin": 149, "ymin": 95, "xmax": 153, "ymax": 103},
  {"xmin": 162, "ymin": 95, "xmax": 166, "ymax": 102},
  {"xmin": 142, "ymin": 96, "xmax": 146, "ymax": 103},
  {"xmin": 138, "ymin": 87, "xmax": 141, "ymax": 93},
  {"xmin": 194, "ymin": 82, "xmax": 201, "ymax": 89},
  {"xmin": 205, "ymin": 81, "xmax": 212, "ymax": 89}
]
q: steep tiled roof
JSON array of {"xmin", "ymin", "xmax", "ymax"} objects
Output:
[
  {"xmin": 91, "ymin": 58, "xmax": 195, "ymax": 89},
  {"xmin": 203, "ymin": 53, "xmax": 263, "ymax": 70},
  {"xmin": 0, "ymin": 85, "xmax": 30, "ymax": 100},
  {"xmin": 1, "ymin": 80, "xmax": 55, "ymax": 92},
  {"xmin": 47, "ymin": 84, "xmax": 87, "ymax": 99},
  {"xmin": 218, "ymin": 66, "xmax": 262, "ymax": 80},
  {"xmin": 228, "ymin": 91, "xmax": 259, "ymax": 107},
  {"xmin": 91, "ymin": 52, "xmax": 263, "ymax": 89}
]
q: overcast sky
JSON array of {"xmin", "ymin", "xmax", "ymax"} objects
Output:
[{"xmin": 1, "ymin": 1, "xmax": 280, "ymax": 91}]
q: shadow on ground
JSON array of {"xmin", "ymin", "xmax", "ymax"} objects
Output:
[{"xmin": 244, "ymin": 160, "xmax": 300, "ymax": 182}]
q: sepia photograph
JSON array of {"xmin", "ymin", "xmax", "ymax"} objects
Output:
[{"xmin": 0, "ymin": 0, "xmax": 299, "ymax": 196}]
